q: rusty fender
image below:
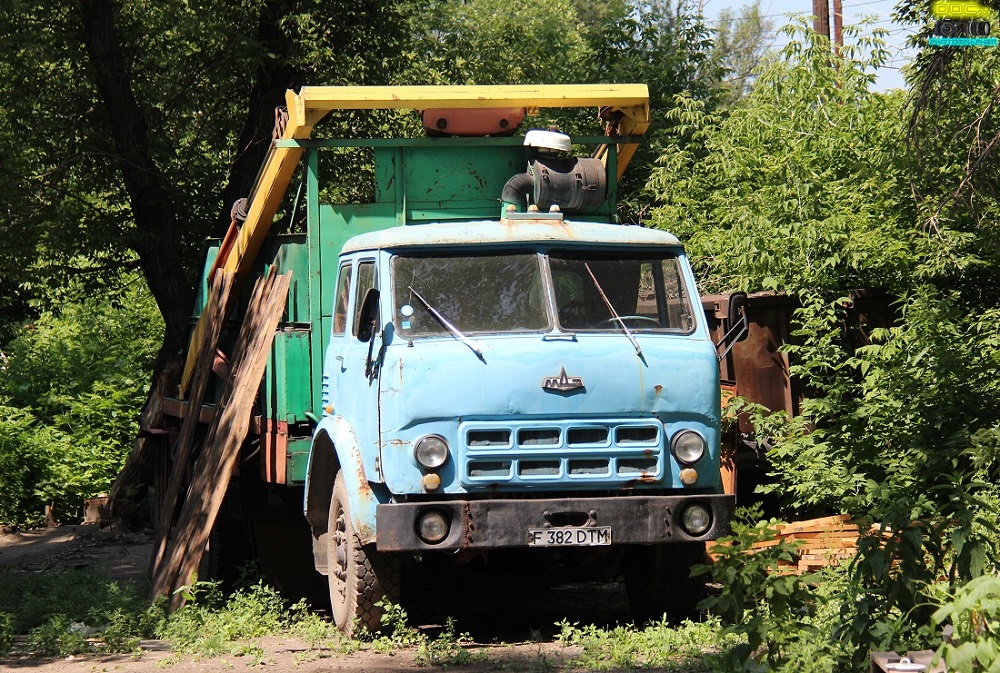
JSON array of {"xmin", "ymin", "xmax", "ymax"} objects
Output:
[
  {"xmin": 305, "ymin": 415, "xmax": 385, "ymax": 544},
  {"xmin": 375, "ymin": 493, "xmax": 734, "ymax": 552}
]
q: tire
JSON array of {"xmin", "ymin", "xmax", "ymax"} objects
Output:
[
  {"xmin": 623, "ymin": 541, "xmax": 706, "ymax": 624},
  {"xmin": 327, "ymin": 472, "xmax": 400, "ymax": 636}
]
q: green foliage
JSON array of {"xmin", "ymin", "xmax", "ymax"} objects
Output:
[
  {"xmin": 695, "ymin": 509, "xmax": 849, "ymax": 672},
  {"xmin": 933, "ymin": 575, "xmax": 1000, "ymax": 673},
  {"xmin": 0, "ymin": 612, "xmax": 13, "ymax": 656},
  {"xmin": 556, "ymin": 615, "xmax": 725, "ymax": 671},
  {"xmin": 0, "ymin": 566, "xmax": 165, "ymax": 656},
  {"xmin": 0, "ymin": 406, "xmax": 48, "ymax": 525},
  {"xmin": 645, "ymin": 11, "xmax": 1000, "ymax": 665},
  {"xmin": 584, "ymin": 1, "xmax": 723, "ymax": 215},
  {"xmin": 0, "ymin": 281, "xmax": 161, "ymax": 525},
  {"xmin": 160, "ymin": 580, "xmax": 294, "ymax": 656},
  {"xmin": 409, "ymin": 0, "xmax": 590, "ymax": 86},
  {"xmin": 709, "ymin": 1, "xmax": 774, "ymax": 106},
  {"xmin": 744, "ymin": 289, "xmax": 1000, "ymax": 663},
  {"xmin": 650, "ymin": 20, "xmax": 914, "ymax": 294}
]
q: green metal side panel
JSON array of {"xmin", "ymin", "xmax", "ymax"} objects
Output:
[
  {"xmin": 405, "ymin": 145, "xmax": 522, "ymax": 213},
  {"xmin": 286, "ymin": 437, "xmax": 311, "ymax": 484},
  {"xmin": 270, "ymin": 236, "xmax": 310, "ymax": 324},
  {"xmin": 192, "ymin": 241, "xmax": 221, "ymax": 317},
  {"xmin": 373, "ymin": 145, "xmax": 525, "ymax": 222},
  {"xmin": 265, "ymin": 330, "xmax": 312, "ymax": 423},
  {"xmin": 237, "ymin": 234, "xmax": 310, "ymax": 325},
  {"xmin": 317, "ymin": 203, "xmax": 397, "ymax": 316}
]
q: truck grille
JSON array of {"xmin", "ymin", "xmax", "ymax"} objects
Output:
[{"xmin": 461, "ymin": 420, "xmax": 663, "ymax": 486}]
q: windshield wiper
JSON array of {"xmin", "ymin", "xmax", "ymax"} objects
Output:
[
  {"xmin": 583, "ymin": 263, "xmax": 645, "ymax": 361},
  {"xmin": 407, "ymin": 286, "xmax": 485, "ymax": 362}
]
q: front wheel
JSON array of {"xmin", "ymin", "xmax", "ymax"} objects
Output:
[
  {"xmin": 623, "ymin": 542, "xmax": 706, "ymax": 624},
  {"xmin": 327, "ymin": 472, "xmax": 400, "ymax": 635}
]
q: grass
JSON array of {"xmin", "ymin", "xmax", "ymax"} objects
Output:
[
  {"xmin": 0, "ymin": 565, "xmax": 165, "ymax": 656},
  {"xmin": 0, "ymin": 564, "xmax": 725, "ymax": 669},
  {"xmin": 556, "ymin": 616, "xmax": 730, "ymax": 671}
]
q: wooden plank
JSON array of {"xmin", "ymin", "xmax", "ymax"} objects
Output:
[
  {"xmin": 776, "ymin": 514, "xmax": 852, "ymax": 534},
  {"xmin": 149, "ymin": 272, "xmax": 235, "ymax": 584},
  {"xmin": 160, "ymin": 398, "xmax": 218, "ymax": 424},
  {"xmin": 150, "ymin": 272, "xmax": 291, "ymax": 606}
]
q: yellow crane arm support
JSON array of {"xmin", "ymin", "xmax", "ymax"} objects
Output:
[{"xmin": 180, "ymin": 84, "xmax": 650, "ymax": 394}]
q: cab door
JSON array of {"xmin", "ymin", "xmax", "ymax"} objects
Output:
[{"xmin": 326, "ymin": 257, "xmax": 383, "ymax": 481}]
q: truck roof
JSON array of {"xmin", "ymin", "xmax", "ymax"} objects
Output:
[{"xmin": 340, "ymin": 218, "xmax": 683, "ymax": 254}]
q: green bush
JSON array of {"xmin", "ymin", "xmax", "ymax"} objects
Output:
[
  {"xmin": 0, "ymin": 611, "xmax": 13, "ymax": 656},
  {"xmin": 0, "ymin": 279, "xmax": 161, "ymax": 525},
  {"xmin": 932, "ymin": 575, "xmax": 1000, "ymax": 673},
  {"xmin": 695, "ymin": 509, "xmax": 850, "ymax": 672},
  {"xmin": 648, "ymin": 17, "xmax": 1000, "ymax": 669},
  {"xmin": 0, "ymin": 566, "xmax": 164, "ymax": 655},
  {"xmin": 26, "ymin": 615, "xmax": 90, "ymax": 657}
]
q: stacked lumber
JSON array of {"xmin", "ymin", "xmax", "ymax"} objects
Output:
[
  {"xmin": 149, "ymin": 271, "xmax": 291, "ymax": 609},
  {"xmin": 752, "ymin": 514, "xmax": 861, "ymax": 574}
]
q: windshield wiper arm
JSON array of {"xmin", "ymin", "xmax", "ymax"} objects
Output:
[
  {"xmin": 583, "ymin": 263, "xmax": 644, "ymax": 361},
  {"xmin": 407, "ymin": 286, "xmax": 485, "ymax": 362}
]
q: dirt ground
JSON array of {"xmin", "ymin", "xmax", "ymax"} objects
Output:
[{"xmin": 0, "ymin": 525, "xmax": 615, "ymax": 672}]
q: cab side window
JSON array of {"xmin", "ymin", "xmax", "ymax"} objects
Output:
[
  {"xmin": 351, "ymin": 260, "xmax": 377, "ymax": 337},
  {"xmin": 332, "ymin": 263, "xmax": 352, "ymax": 336}
]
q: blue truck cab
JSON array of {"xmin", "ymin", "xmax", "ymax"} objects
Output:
[{"xmin": 308, "ymin": 213, "xmax": 733, "ymax": 632}]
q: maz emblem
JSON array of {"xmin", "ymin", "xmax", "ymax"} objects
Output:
[{"xmin": 542, "ymin": 367, "xmax": 585, "ymax": 392}]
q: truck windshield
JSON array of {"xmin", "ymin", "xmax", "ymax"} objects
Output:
[
  {"xmin": 549, "ymin": 250, "xmax": 696, "ymax": 333},
  {"xmin": 392, "ymin": 253, "xmax": 549, "ymax": 336}
]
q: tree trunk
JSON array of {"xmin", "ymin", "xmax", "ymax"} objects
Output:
[
  {"xmin": 80, "ymin": 0, "xmax": 301, "ymax": 526},
  {"xmin": 79, "ymin": 0, "xmax": 195, "ymax": 353},
  {"xmin": 214, "ymin": 0, "xmax": 299, "ymax": 236}
]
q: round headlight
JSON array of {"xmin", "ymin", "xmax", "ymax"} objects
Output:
[
  {"xmin": 671, "ymin": 430, "xmax": 706, "ymax": 465},
  {"xmin": 414, "ymin": 435, "xmax": 449, "ymax": 470},
  {"xmin": 680, "ymin": 503, "xmax": 712, "ymax": 536},
  {"xmin": 417, "ymin": 509, "xmax": 450, "ymax": 544}
]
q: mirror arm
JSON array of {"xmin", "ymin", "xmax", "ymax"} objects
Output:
[{"xmin": 715, "ymin": 315, "xmax": 748, "ymax": 362}]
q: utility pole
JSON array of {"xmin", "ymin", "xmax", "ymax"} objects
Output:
[
  {"xmin": 813, "ymin": 0, "xmax": 830, "ymax": 43},
  {"xmin": 832, "ymin": 0, "xmax": 844, "ymax": 55},
  {"xmin": 812, "ymin": 0, "xmax": 844, "ymax": 54}
]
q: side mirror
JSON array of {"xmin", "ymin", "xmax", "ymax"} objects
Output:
[
  {"xmin": 716, "ymin": 291, "xmax": 749, "ymax": 362},
  {"xmin": 356, "ymin": 288, "xmax": 380, "ymax": 343},
  {"xmin": 727, "ymin": 292, "xmax": 749, "ymax": 343}
]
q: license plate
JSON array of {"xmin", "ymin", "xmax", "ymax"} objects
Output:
[{"xmin": 527, "ymin": 526, "xmax": 612, "ymax": 547}]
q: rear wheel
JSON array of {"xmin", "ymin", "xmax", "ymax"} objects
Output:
[
  {"xmin": 624, "ymin": 542, "xmax": 706, "ymax": 624},
  {"xmin": 327, "ymin": 472, "xmax": 400, "ymax": 635}
]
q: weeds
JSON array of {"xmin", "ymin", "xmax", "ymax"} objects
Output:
[
  {"xmin": 0, "ymin": 566, "xmax": 165, "ymax": 656},
  {"xmin": 368, "ymin": 600, "xmax": 479, "ymax": 667},
  {"xmin": 556, "ymin": 616, "xmax": 724, "ymax": 671},
  {"xmin": 415, "ymin": 617, "xmax": 479, "ymax": 667},
  {"xmin": 0, "ymin": 564, "xmax": 724, "ymax": 669},
  {"xmin": 161, "ymin": 580, "xmax": 298, "ymax": 657}
]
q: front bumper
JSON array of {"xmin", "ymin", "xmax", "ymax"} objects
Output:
[{"xmin": 375, "ymin": 493, "xmax": 735, "ymax": 551}]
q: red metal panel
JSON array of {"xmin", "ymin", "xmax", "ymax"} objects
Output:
[{"xmin": 261, "ymin": 419, "xmax": 289, "ymax": 485}]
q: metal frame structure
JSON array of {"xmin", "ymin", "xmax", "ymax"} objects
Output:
[{"xmin": 181, "ymin": 84, "xmax": 650, "ymax": 392}]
